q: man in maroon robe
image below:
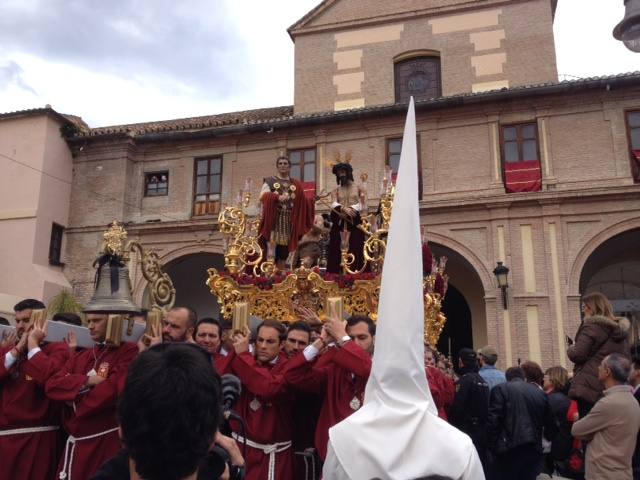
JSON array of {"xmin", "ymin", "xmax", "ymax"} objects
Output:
[
  {"xmin": 194, "ymin": 317, "xmax": 232, "ymax": 375},
  {"xmin": 259, "ymin": 153, "xmax": 314, "ymax": 269},
  {"xmin": 0, "ymin": 299, "xmax": 69, "ymax": 480},
  {"xmin": 45, "ymin": 313, "xmax": 138, "ymax": 480},
  {"xmin": 283, "ymin": 321, "xmax": 323, "ymax": 478},
  {"xmin": 227, "ymin": 319, "xmax": 293, "ymax": 480},
  {"xmin": 284, "ymin": 314, "xmax": 374, "ymax": 461}
]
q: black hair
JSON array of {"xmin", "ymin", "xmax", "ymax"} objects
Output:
[
  {"xmin": 194, "ymin": 317, "xmax": 222, "ymax": 338},
  {"xmin": 257, "ymin": 319, "xmax": 286, "ymax": 341},
  {"xmin": 118, "ymin": 343, "xmax": 221, "ymax": 480},
  {"xmin": 346, "ymin": 315, "xmax": 376, "ymax": 336},
  {"xmin": 14, "ymin": 299, "xmax": 45, "ymax": 312},
  {"xmin": 0, "ymin": 317, "xmax": 9, "ymax": 326},
  {"xmin": 506, "ymin": 367, "xmax": 525, "ymax": 381},
  {"xmin": 52, "ymin": 313, "xmax": 82, "ymax": 326},
  {"xmin": 276, "ymin": 154, "xmax": 290, "ymax": 166},
  {"xmin": 521, "ymin": 360, "xmax": 544, "ymax": 386},
  {"xmin": 287, "ymin": 320, "xmax": 312, "ymax": 339},
  {"xmin": 458, "ymin": 348, "xmax": 479, "ymax": 371}
]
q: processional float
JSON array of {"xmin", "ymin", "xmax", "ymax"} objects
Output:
[{"xmin": 206, "ymin": 170, "xmax": 449, "ymax": 347}]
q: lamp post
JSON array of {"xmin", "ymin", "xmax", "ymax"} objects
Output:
[
  {"xmin": 493, "ymin": 261, "xmax": 510, "ymax": 310},
  {"xmin": 614, "ymin": 0, "xmax": 640, "ymax": 52}
]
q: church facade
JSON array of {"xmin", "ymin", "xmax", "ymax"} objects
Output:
[{"xmin": 2, "ymin": 0, "xmax": 639, "ymax": 367}]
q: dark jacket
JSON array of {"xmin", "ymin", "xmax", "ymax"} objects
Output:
[
  {"xmin": 487, "ymin": 378, "xmax": 558, "ymax": 455},
  {"xmin": 449, "ymin": 370, "xmax": 490, "ymax": 449},
  {"xmin": 547, "ymin": 390, "xmax": 573, "ymax": 461},
  {"xmin": 567, "ymin": 314, "xmax": 630, "ymax": 405}
]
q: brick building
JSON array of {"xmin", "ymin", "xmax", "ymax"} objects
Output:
[{"xmin": 2, "ymin": 0, "xmax": 639, "ymax": 367}]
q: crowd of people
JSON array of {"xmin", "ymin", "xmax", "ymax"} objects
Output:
[{"xmin": 1, "ymin": 290, "xmax": 640, "ymax": 480}]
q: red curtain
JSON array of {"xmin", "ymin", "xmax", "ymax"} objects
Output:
[{"xmin": 504, "ymin": 160, "xmax": 542, "ymax": 193}]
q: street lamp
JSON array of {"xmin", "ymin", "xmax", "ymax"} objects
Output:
[
  {"xmin": 493, "ymin": 261, "xmax": 510, "ymax": 310},
  {"xmin": 614, "ymin": 0, "xmax": 640, "ymax": 52}
]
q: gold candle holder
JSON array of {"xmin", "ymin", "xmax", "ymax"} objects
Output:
[
  {"xmin": 326, "ymin": 296, "xmax": 344, "ymax": 322},
  {"xmin": 31, "ymin": 309, "xmax": 47, "ymax": 329},
  {"xmin": 146, "ymin": 309, "xmax": 163, "ymax": 336},
  {"xmin": 233, "ymin": 301, "xmax": 249, "ymax": 332},
  {"xmin": 106, "ymin": 314, "xmax": 124, "ymax": 347}
]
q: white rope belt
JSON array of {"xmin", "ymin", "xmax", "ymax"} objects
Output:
[
  {"xmin": 59, "ymin": 426, "xmax": 119, "ymax": 480},
  {"xmin": 232, "ymin": 432, "xmax": 291, "ymax": 480},
  {"xmin": 0, "ymin": 425, "xmax": 58, "ymax": 436}
]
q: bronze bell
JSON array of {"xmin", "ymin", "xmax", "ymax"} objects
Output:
[{"xmin": 84, "ymin": 263, "xmax": 141, "ymax": 314}]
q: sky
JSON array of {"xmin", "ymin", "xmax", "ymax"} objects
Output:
[{"xmin": 0, "ymin": 0, "xmax": 638, "ymax": 128}]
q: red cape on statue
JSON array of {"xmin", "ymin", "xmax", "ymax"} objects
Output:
[{"xmin": 259, "ymin": 178, "xmax": 314, "ymax": 252}]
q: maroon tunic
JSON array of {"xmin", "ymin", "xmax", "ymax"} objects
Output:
[
  {"xmin": 230, "ymin": 351, "xmax": 293, "ymax": 480},
  {"xmin": 283, "ymin": 342, "xmax": 372, "ymax": 460},
  {"xmin": 0, "ymin": 342, "xmax": 69, "ymax": 480},
  {"xmin": 214, "ymin": 351, "xmax": 233, "ymax": 375},
  {"xmin": 45, "ymin": 342, "xmax": 138, "ymax": 480}
]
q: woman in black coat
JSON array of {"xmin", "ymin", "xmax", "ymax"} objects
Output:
[{"xmin": 543, "ymin": 366, "xmax": 576, "ymax": 478}]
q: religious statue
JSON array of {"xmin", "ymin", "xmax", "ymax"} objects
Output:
[
  {"xmin": 258, "ymin": 153, "xmax": 314, "ymax": 270},
  {"xmin": 327, "ymin": 162, "xmax": 367, "ymax": 273}
]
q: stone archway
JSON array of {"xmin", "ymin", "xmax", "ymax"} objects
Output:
[
  {"xmin": 429, "ymin": 241, "xmax": 488, "ymax": 359},
  {"xmin": 139, "ymin": 252, "xmax": 225, "ymax": 319},
  {"xmin": 578, "ymin": 227, "xmax": 640, "ymax": 349}
]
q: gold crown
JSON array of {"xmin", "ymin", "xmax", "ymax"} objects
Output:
[{"xmin": 326, "ymin": 150, "xmax": 352, "ymax": 168}]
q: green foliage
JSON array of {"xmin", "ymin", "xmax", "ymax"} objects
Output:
[{"xmin": 48, "ymin": 289, "xmax": 83, "ymax": 316}]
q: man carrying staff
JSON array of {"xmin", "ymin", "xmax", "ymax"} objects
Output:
[
  {"xmin": 0, "ymin": 299, "xmax": 70, "ymax": 480},
  {"xmin": 259, "ymin": 152, "xmax": 314, "ymax": 270}
]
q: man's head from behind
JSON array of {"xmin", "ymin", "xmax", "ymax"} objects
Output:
[
  {"xmin": 599, "ymin": 353, "xmax": 631, "ymax": 388},
  {"xmin": 478, "ymin": 345, "xmax": 498, "ymax": 366},
  {"xmin": 13, "ymin": 299, "xmax": 45, "ymax": 338},
  {"xmin": 162, "ymin": 306, "xmax": 197, "ymax": 343},
  {"xmin": 505, "ymin": 367, "xmax": 525, "ymax": 382},
  {"xmin": 346, "ymin": 316, "xmax": 375, "ymax": 354},
  {"xmin": 284, "ymin": 321, "xmax": 311, "ymax": 357},
  {"xmin": 119, "ymin": 343, "xmax": 221, "ymax": 480}
]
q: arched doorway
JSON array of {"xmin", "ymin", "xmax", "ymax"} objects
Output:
[
  {"xmin": 430, "ymin": 242, "xmax": 487, "ymax": 359},
  {"xmin": 158, "ymin": 253, "xmax": 225, "ymax": 319},
  {"xmin": 579, "ymin": 227, "xmax": 640, "ymax": 349}
]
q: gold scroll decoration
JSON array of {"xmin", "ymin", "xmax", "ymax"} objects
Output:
[{"xmin": 207, "ymin": 266, "xmax": 446, "ymax": 346}]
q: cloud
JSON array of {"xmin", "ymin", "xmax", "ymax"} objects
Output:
[
  {"xmin": 0, "ymin": 0, "xmax": 251, "ymax": 99},
  {"xmin": 0, "ymin": 60, "xmax": 37, "ymax": 94}
]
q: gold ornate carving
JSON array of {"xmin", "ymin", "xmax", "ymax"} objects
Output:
[
  {"xmin": 206, "ymin": 266, "xmax": 445, "ymax": 345},
  {"xmin": 102, "ymin": 221, "xmax": 128, "ymax": 256},
  {"xmin": 211, "ymin": 174, "xmax": 447, "ymax": 346},
  {"xmin": 127, "ymin": 241, "xmax": 176, "ymax": 311}
]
